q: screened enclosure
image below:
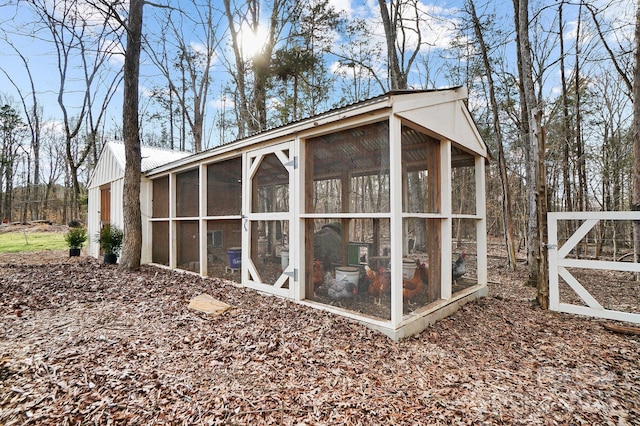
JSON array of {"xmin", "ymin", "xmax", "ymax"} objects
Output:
[
  {"xmin": 143, "ymin": 89, "xmax": 488, "ymax": 339},
  {"xmin": 301, "ymin": 120, "xmax": 482, "ymax": 323}
]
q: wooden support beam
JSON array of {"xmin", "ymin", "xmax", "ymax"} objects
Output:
[
  {"xmin": 341, "ymin": 170, "xmax": 351, "ymax": 266},
  {"xmin": 426, "ymin": 140, "xmax": 441, "ymax": 302},
  {"xmin": 305, "ymin": 142, "xmax": 315, "ymax": 298}
]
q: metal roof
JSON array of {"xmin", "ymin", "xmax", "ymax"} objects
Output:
[{"xmin": 105, "ymin": 141, "xmax": 191, "ymax": 173}]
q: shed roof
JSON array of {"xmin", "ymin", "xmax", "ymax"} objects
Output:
[
  {"xmin": 106, "ymin": 141, "xmax": 191, "ymax": 172},
  {"xmin": 89, "ymin": 141, "xmax": 191, "ymax": 189}
]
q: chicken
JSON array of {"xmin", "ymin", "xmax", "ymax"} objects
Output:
[
  {"xmin": 358, "ymin": 265, "xmax": 374, "ymax": 295},
  {"xmin": 367, "ymin": 265, "xmax": 390, "ymax": 305},
  {"xmin": 325, "ymin": 271, "xmax": 357, "ymax": 304},
  {"xmin": 312, "ymin": 259, "xmax": 324, "ymax": 296},
  {"xmin": 452, "ymin": 252, "xmax": 467, "ymax": 284},
  {"xmin": 403, "ymin": 261, "xmax": 427, "ymax": 304}
]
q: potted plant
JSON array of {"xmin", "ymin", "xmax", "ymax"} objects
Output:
[
  {"xmin": 97, "ymin": 223, "xmax": 123, "ymax": 264},
  {"xmin": 64, "ymin": 227, "xmax": 87, "ymax": 257}
]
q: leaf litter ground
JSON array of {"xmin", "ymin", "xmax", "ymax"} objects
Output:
[{"xmin": 0, "ymin": 250, "xmax": 638, "ymax": 425}]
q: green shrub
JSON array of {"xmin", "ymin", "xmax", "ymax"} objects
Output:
[
  {"xmin": 64, "ymin": 227, "xmax": 87, "ymax": 249},
  {"xmin": 97, "ymin": 223, "xmax": 123, "ymax": 255}
]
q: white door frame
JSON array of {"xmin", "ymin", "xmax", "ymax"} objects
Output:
[{"xmin": 242, "ymin": 141, "xmax": 295, "ymax": 298}]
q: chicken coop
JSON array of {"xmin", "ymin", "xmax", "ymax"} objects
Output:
[{"xmin": 96, "ymin": 88, "xmax": 489, "ymax": 340}]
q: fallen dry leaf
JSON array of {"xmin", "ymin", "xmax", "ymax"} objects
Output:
[{"xmin": 0, "ymin": 249, "xmax": 638, "ymax": 425}]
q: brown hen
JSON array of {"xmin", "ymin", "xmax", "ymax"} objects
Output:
[
  {"xmin": 403, "ymin": 261, "xmax": 427, "ymax": 304},
  {"xmin": 367, "ymin": 265, "xmax": 390, "ymax": 305}
]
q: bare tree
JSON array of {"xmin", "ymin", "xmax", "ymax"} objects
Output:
[
  {"xmin": 467, "ymin": 0, "xmax": 517, "ymax": 270},
  {"xmin": 331, "ymin": 17, "xmax": 387, "ymax": 103},
  {"xmin": 377, "ymin": 0, "xmax": 424, "ymax": 90},
  {"xmin": 146, "ymin": 0, "xmax": 220, "ymax": 152},
  {"xmin": 513, "ymin": 0, "xmax": 548, "ymax": 308},
  {"xmin": 222, "ymin": 0, "xmax": 293, "ymax": 136},
  {"xmin": 0, "ymin": 41, "xmax": 42, "ymax": 221},
  {"xmin": 585, "ymin": 1, "xmax": 637, "ymax": 262},
  {"xmin": 40, "ymin": 125, "xmax": 66, "ymax": 220},
  {"xmin": 27, "ymin": 0, "xmax": 122, "ymax": 220},
  {"xmin": 558, "ymin": 1, "xmax": 573, "ymax": 214},
  {"xmin": 118, "ymin": 0, "xmax": 144, "ymax": 271},
  {"xmin": 633, "ymin": 0, "xmax": 640, "ymax": 265},
  {"xmin": 0, "ymin": 102, "xmax": 26, "ymax": 222}
]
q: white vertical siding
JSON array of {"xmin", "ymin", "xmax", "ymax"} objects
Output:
[
  {"xmin": 87, "ymin": 186, "xmax": 100, "ymax": 258},
  {"xmin": 88, "ymin": 145, "xmax": 124, "ymax": 259},
  {"xmin": 110, "ymin": 178, "xmax": 125, "ymax": 229}
]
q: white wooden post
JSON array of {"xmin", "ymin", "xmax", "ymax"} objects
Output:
[
  {"xmin": 169, "ymin": 172, "xmax": 176, "ymax": 269},
  {"xmin": 241, "ymin": 151, "xmax": 250, "ymax": 286},
  {"xmin": 547, "ymin": 214, "xmax": 559, "ymax": 310},
  {"xmin": 475, "ymin": 156, "xmax": 487, "ymax": 285},
  {"xmin": 199, "ymin": 163, "xmax": 207, "ymax": 276},
  {"xmin": 389, "ymin": 114, "xmax": 403, "ymax": 327},
  {"xmin": 441, "ymin": 139, "xmax": 452, "ymax": 300},
  {"xmin": 293, "ymin": 136, "xmax": 303, "ymax": 301}
]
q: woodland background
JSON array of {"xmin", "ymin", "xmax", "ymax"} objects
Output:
[{"xmin": 0, "ymin": 0, "xmax": 635, "ymax": 259}]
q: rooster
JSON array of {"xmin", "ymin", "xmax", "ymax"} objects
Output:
[
  {"xmin": 325, "ymin": 272, "xmax": 357, "ymax": 305},
  {"xmin": 358, "ymin": 265, "xmax": 373, "ymax": 295},
  {"xmin": 452, "ymin": 252, "xmax": 467, "ymax": 284},
  {"xmin": 366, "ymin": 265, "xmax": 390, "ymax": 305},
  {"xmin": 403, "ymin": 261, "xmax": 427, "ymax": 304}
]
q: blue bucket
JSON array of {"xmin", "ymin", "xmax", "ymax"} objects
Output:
[{"xmin": 227, "ymin": 247, "xmax": 242, "ymax": 268}]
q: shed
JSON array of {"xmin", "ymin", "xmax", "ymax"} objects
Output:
[
  {"xmin": 87, "ymin": 141, "xmax": 190, "ymax": 261},
  {"xmin": 92, "ymin": 88, "xmax": 489, "ymax": 340}
]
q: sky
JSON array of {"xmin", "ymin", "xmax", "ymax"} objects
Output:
[
  {"xmin": 0, "ymin": 0, "xmax": 468, "ymax": 143},
  {"xmin": 0, "ymin": 0, "xmax": 634, "ymax": 151}
]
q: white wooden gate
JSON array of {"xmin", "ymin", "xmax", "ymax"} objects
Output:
[{"xmin": 548, "ymin": 211, "xmax": 640, "ymax": 324}]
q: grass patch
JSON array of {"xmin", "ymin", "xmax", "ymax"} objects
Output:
[{"xmin": 0, "ymin": 232, "xmax": 67, "ymax": 253}]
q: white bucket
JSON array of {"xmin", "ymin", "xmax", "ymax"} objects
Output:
[
  {"xmin": 281, "ymin": 250, "xmax": 289, "ymax": 269},
  {"xmin": 335, "ymin": 266, "xmax": 359, "ymax": 286},
  {"xmin": 402, "ymin": 258, "xmax": 416, "ymax": 279}
]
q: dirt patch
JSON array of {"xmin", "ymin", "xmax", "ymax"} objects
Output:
[{"xmin": 0, "ymin": 251, "xmax": 638, "ymax": 425}]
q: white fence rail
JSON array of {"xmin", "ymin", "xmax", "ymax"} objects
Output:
[{"xmin": 547, "ymin": 211, "xmax": 640, "ymax": 324}]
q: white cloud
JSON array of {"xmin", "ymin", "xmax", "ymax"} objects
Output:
[
  {"xmin": 328, "ymin": 0, "xmax": 358, "ymax": 17},
  {"xmin": 209, "ymin": 94, "xmax": 235, "ymax": 110},
  {"xmin": 100, "ymin": 39, "xmax": 125, "ymax": 67},
  {"xmin": 267, "ymin": 97, "xmax": 282, "ymax": 110},
  {"xmin": 336, "ymin": 0, "xmax": 459, "ymax": 53},
  {"xmin": 41, "ymin": 119, "xmax": 65, "ymax": 136},
  {"xmin": 140, "ymin": 85, "xmax": 157, "ymax": 99}
]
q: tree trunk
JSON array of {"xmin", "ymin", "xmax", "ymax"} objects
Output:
[
  {"xmin": 377, "ymin": 0, "xmax": 402, "ymax": 89},
  {"xmin": 632, "ymin": 0, "xmax": 640, "ymax": 269},
  {"xmin": 223, "ymin": 0, "xmax": 251, "ymax": 138},
  {"xmin": 468, "ymin": 0, "xmax": 517, "ymax": 270},
  {"xmin": 119, "ymin": 0, "xmax": 144, "ymax": 271},
  {"xmin": 514, "ymin": 0, "xmax": 548, "ymax": 308},
  {"xmin": 574, "ymin": 5, "xmax": 586, "ymax": 212},
  {"xmin": 559, "ymin": 2, "xmax": 573, "ymax": 213}
]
